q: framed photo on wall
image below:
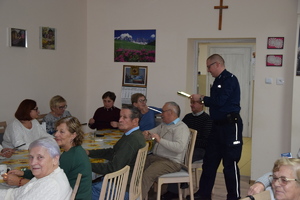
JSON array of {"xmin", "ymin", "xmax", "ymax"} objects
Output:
[
  {"xmin": 40, "ymin": 27, "xmax": 56, "ymax": 50},
  {"xmin": 122, "ymin": 65, "xmax": 148, "ymax": 87},
  {"xmin": 266, "ymin": 55, "xmax": 283, "ymax": 67},
  {"xmin": 267, "ymin": 37, "xmax": 284, "ymax": 49},
  {"xmin": 10, "ymin": 28, "xmax": 27, "ymax": 47}
]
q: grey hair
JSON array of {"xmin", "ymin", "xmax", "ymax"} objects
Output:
[
  {"xmin": 207, "ymin": 54, "xmax": 225, "ymax": 65},
  {"xmin": 29, "ymin": 137, "xmax": 61, "ymax": 158},
  {"xmin": 165, "ymin": 101, "xmax": 180, "ymax": 117},
  {"xmin": 122, "ymin": 104, "xmax": 142, "ymax": 121}
]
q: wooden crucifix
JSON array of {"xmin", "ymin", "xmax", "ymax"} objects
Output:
[{"xmin": 214, "ymin": 0, "xmax": 228, "ymax": 30}]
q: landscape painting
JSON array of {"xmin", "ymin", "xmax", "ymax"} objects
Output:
[{"xmin": 114, "ymin": 29, "xmax": 156, "ymax": 62}]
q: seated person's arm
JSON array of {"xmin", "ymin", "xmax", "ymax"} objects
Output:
[
  {"xmin": 247, "ymin": 172, "xmax": 272, "ymax": 195},
  {"xmin": 4, "ymin": 170, "xmax": 30, "ymax": 186}
]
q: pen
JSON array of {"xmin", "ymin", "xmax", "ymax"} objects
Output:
[{"xmin": 14, "ymin": 143, "xmax": 26, "ymax": 150}]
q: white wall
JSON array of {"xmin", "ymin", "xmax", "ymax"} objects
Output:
[
  {"xmin": 0, "ymin": 0, "xmax": 87, "ymax": 124},
  {"xmin": 0, "ymin": 0, "xmax": 299, "ymax": 181},
  {"xmin": 86, "ymin": 0, "xmax": 298, "ymax": 180}
]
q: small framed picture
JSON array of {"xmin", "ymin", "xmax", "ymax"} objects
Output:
[
  {"xmin": 267, "ymin": 37, "xmax": 284, "ymax": 49},
  {"xmin": 266, "ymin": 55, "xmax": 283, "ymax": 67},
  {"xmin": 122, "ymin": 65, "xmax": 148, "ymax": 87},
  {"xmin": 10, "ymin": 28, "xmax": 27, "ymax": 48},
  {"xmin": 40, "ymin": 27, "xmax": 56, "ymax": 50}
]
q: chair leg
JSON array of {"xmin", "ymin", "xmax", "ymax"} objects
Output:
[
  {"xmin": 156, "ymin": 180, "xmax": 162, "ymax": 200},
  {"xmin": 189, "ymin": 180, "xmax": 194, "ymax": 200},
  {"xmin": 178, "ymin": 183, "xmax": 183, "ymax": 200}
]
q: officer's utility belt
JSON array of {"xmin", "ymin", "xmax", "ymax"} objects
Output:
[{"xmin": 214, "ymin": 113, "xmax": 240, "ymax": 125}]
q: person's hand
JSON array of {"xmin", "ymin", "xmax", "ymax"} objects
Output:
[
  {"xmin": 89, "ymin": 118, "xmax": 95, "ymax": 125},
  {"xmin": 151, "ymin": 133, "xmax": 161, "ymax": 143},
  {"xmin": 85, "ymin": 149, "xmax": 90, "ymax": 156},
  {"xmin": 0, "ymin": 148, "xmax": 15, "ymax": 158},
  {"xmin": 3, "ymin": 173, "xmax": 22, "ymax": 186},
  {"xmin": 8, "ymin": 169, "xmax": 24, "ymax": 177},
  {"xmin": 142, "ymin": 131, "xmax": 152, "ymax": 140},
  {"xmin": 110, "ymin": 121, "xmax": 118, "ymax": 128},
  {"xmin": 247, "ymin": 182, "xmax": 265, "ymax": 195}
]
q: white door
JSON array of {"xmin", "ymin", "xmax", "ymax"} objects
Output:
[{"xmin": 208, "ymin": 46, "xmax": 253, "ymax": 137}]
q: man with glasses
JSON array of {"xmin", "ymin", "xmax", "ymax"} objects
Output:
[
  {"xmin": 189, "ymin": 54, "xmax": 243, "ymax": 200},
  {"xmin": 141, "ymin": 101, "xmax": 190, "ymax": 199},
  {"xmin": 43, "ymin": 95, "xmax": 71, "ymax": 134},
  {"xmin": 131, "ymin": 93, "xmax": 162, "ymax": 131}
]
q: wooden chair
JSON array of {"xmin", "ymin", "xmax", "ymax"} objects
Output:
[
  {"xmin": 37, "ymin": 114, "xmax": 47, "ymax": 124},
  {"xmin": 70, "ymin": 173, "xmax": 82, "ymax": 200},
  {"xmin": 0, "ymin": 121, "xmax": 7, "ymax": 144},
  {"xmin": 99, "ymin": 165, "xmax": 130, "ymax": 200},
  {"xmin": 240, "ymin": 190, "xmax": 271, "ymax": 200},
  {"xmin": 155, "ymin": 128, "xmax": 198, "ymax": 200},
  {"xmin": 191, "ymin": 159, "xmax": 203, "ymax": 188},
  {"xmin": 129, "ymin": 143, "xmax": 149, "ymax": 200}
]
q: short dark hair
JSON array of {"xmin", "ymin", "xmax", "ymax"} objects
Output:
[
  {"xmin": 102, "ymin": 91, "xmax": 116, "ymax": 102},
  {"xmin": 122, "ymin": 105, "xmax": 141, "ymax": 121},
  {"xmin": 131, "ymin": 93, "xmax": 145, "ymax": 104},
  {"xmin": 207, "ymin": 54, "xmax": 225, "ymax": 65},
  {"xmin": 15, "ymin": 99, "xmax": 37, "ymax": 121}
]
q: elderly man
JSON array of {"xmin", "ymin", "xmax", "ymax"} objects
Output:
[
  {"xmin": 86, "ymin": 105, "xmax": 146, "ymax": 200},
  {"xmin": 163, "ymin": 98, "xmax": 213, "ymax": 199},
  {"xmin": 142, "ymin": 101, "xmax": 190, "ymax": 198}
]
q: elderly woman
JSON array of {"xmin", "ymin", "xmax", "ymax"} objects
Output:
[
  {"xmin": 88, "ymin": 91, "xmax": 120, "ymax": 130},
  {"xmin": 43, "ymin": 95, "xmax": 71, "ymax": 134},
  {"xmin": 131, "ymin": 93, "xmax": 162, "ymax": 131},
  {"xmin": 5, "ymin": 116, "xmax": 92, "ymax": 200},
  {"xmin": 269, "ymin": 157, "xmax": 300, "ymax": 200},
  {"xmin": 0, "ymin": 137, "xmax": 72, "ymax": 199},
  {"xmin": 2, "ymin": 99, "xmax": 52, "ymax": 150}
]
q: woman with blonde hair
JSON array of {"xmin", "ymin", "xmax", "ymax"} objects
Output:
[
  {"xmin": 43, "ymin": 95, "xmax": 71, "ymax": 134},
  {"xmin": 270, "ymin": 157, "xmax": 300, "ymax": 200}
]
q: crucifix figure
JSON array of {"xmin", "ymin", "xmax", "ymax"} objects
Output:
[{"xmin": 214, "ymin": 0, "xmax": 228, "ymax": 30}]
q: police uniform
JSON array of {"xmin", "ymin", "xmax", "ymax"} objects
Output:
[{"xmin": 198, "ymin": 69, "xmax": 243, "ymax": 200}]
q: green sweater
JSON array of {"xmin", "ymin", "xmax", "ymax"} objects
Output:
[
  {"xmin": 89, "ymin": 129, "xmax": 145, "ymax": 190},
  {"xmin": 24, "ymin": 146, "xmax": 92, "ymax": 200}
]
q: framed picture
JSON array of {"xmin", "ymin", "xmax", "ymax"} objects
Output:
[
  {"xmin": 267, "ymin": 37, "xmax": 284, "ymax": 49},
  {"xmin": 10, "ymin": 28, "xmax": 27, "ymax": 47},
  {"xmin": 266, "ymin": 55, "xmax": 283, "ymax": 67},
  {"xmin": 114, "ymin": 29, "xmax": 156, "ymax": 62},
  {"xmin": 122, "ymin": 65, "xmax": 148, "ymax": 87},
  {"xmin": 40, "ymin": 27, "xmax": 56, "ymax": 50}
]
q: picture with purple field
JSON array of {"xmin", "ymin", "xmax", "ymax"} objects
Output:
[{"xmin": 114, "ymin": 29, "xmax": 156, "ymax": 62}]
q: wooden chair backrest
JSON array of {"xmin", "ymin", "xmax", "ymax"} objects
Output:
[
  {"xmin": 99, "ymin": 165, "xmax": 130, "ymax": 200},
  {"xmin": 70, "ymin": 173, "xmax": 82, "ymax": 200},
  {"xmin": 0, "ymin": 121, "xmax": 7, "ymax": 134},
  {"xmin": 129, "ymin": 143, "xmax": 149, "ymax": 200}
]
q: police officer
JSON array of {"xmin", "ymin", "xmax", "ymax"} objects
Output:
[{"xmin": 189, "ymin": 54, "xmax": 243, "ymax": 200}]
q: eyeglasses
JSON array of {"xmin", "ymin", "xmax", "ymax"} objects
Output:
[
  {"xmin": 32, "ymin": 107, "xmax": 39, "ymax": 111},
  {"xmin": 207, "ymin": 62, "xmax": 217, "ymax": 69},
  {"xmin": 269, "ymin": 175, "xmax": 299, "ymax": 186},
  {"xmin": 138, "ymin": 99, "xmax": 147, "ymax": 103},
  {"xmin": 57, "ymin": 105, "xmax": 67, "ymax": 110},
  {"xmin": 162, "ymin": 109, "xmax": 171, "ymax": 113}
]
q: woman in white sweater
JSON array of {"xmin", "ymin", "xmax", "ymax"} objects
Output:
[
  {"xmin": 2, "ymin": 99, "xmax": 52, "ymax": 150},
  {"xmin": 0, "ymin": 137, "xmax": 72, "ymax": 200}
]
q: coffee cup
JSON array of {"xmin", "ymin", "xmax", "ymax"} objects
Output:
[{"xmin": 0, "ymin": 164, "xmax": 10, "ymax": 180}]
